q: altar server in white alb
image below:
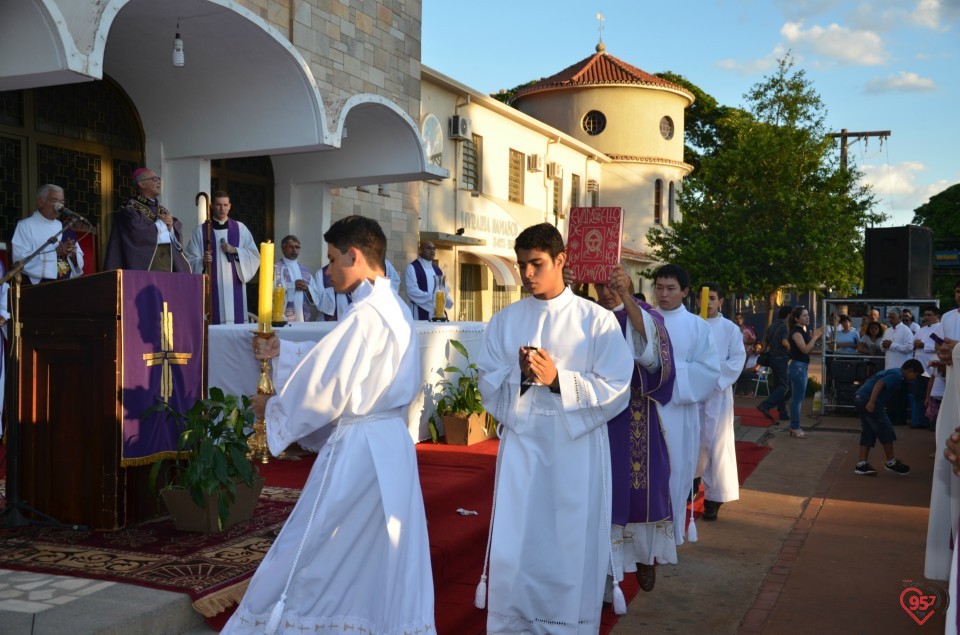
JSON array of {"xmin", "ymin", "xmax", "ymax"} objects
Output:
[
  {"xmin": 222, "ymin": 216, "xmax": 434, "ymax": 635},
  {"xmin": 185, "ymin": 191, "xmax": 260, "ymax": 324},
  {"xmin": 696, "ymin": 283, "xmax": 746, "ymax": 522},
  {"xmin": 653, "ymin": 264, "xmax": 721, "ymax": 545},
  {"xmin": 475, "ymin": 223, "xmax": 633, "ymax": 634}
]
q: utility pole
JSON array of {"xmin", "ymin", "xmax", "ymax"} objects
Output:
[{"xmin": 828, "ymin": 128, "xmax": 891, "ymax": 172}]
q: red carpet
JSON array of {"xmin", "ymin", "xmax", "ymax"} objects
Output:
[
  {"xmin": 736, "ymin": 406, "xmax": 775, "ymax": 428},
  {"xmin": 688, "ymin": 441, "xmax": 773, "ymax": 522}
]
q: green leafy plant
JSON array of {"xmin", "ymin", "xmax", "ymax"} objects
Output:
[
  {"xmin": 147, "ymin": 388, "xmax": 258, "ymax": 530},
  {"xmin": 428, "ymin": 339, "xmax": 486, "ymax": 442}
]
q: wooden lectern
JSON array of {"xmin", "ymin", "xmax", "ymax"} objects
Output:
[{"xmin": 17, "ymin": 271, "xmax": 206, "ymax": 530}]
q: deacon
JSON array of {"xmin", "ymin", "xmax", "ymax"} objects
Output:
[
  {"xmin": 595, "ymin": 264, "xmax": 676, "ymax": 594},
  {"xmin": 222, "ymin": 216, "xmax": 434, "ymax": 635},
  {"xmin": 185, "ymin": 191, "xmax": 260, "ymax": 324},
  {"xmin": 103, "ymin": 168, "xmax": 190, "ymax": 272},
  {"xmin": 11, "ymin": 184, "xmax": 84, "ymax": 284},
  {"xmin": 274, "ymin": 234, "xmax": 319, "ymax": 322},
  {"xmin": 405, "ymin": 240, "xmax": 452, "ymax": 320},
  {"xmin": 475, "ymin": 223, "xmax": 633, "ymax": 634},
  {"xmin": 653, "ymin": 264, "xmax": 720, "ymax": 545},
  {"xmin": 696, "ymin": 284, "xmax": 746, "ymax": 522}
]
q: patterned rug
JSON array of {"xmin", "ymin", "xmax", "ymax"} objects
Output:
[{"xmin": 0, "ymin": 486, "xmax": 298, "ymax": 617}]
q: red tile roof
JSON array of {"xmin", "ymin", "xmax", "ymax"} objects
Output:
[{"xmin": 511, "ymin": 43, "xmax": 694, "ymax": 103}]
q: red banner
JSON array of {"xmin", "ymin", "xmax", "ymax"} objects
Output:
[{"xmin": 565, "ymin": 207, "xmax": 623, "ymax": 283}]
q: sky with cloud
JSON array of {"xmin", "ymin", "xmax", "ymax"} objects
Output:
[{"xmin": 423, "ymin": 0, "xmax": 959, "ymax": 227}]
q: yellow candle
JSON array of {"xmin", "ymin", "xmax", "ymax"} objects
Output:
[
  {"xmin": 257, "ymin": 241, "xmax": 274, "ymax": 331},
  {"xmin": 699, "ymin": 286, "xmax": 710, "ymax": 319},
  {"xmin": 434, "ymin": 290, "xmax": 445, "ymax": 319},
  {"xmin": 272, "ymin": 284, "xmax": 286, "ymax": 322}
]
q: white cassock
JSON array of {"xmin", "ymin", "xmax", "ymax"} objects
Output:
[
  {"xmin": 925, "ymin": 340, "xmax": 960, "ymax": 583},
  {"xmin": 882, "ymin": 321, "xmax": 915, "ymax": 369},
  {"xmin": 477, "ymin": 287, "xmax": 632, "ymax": 635},
  {"xmin": 222, "ymin": 277, "xmax": 434, "ymax": 635},
  {"xmin": 185, "ymin": 222, "xmax": 259, "ymax": 324},
  {"xmin": 697, "ymin": 315, "xmax": 746, "ymax": 503},
  {"xmin": 657, "ymin": 305, "xmax": 721, "ymax": 545},
  {"xmin": 274, "ymin": 258, "xmax": 319, "ymax": 322},
  {"xmin": 11, "ymin": 211, "xmax": 85, "ymax": 284},
  {"xmin": 384, "ymin": 259, "xmax": 401, "ymax": 294}
]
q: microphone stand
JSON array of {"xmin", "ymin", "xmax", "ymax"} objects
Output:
[{"xmin": 0, "ymin": 216, "xmax": 87, "ymax": 529}]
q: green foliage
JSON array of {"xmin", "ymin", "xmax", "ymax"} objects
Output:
[
  {"xmin": 489, "ymin": 78, "xmax": 545, "ymax": 105},
  {"xmin": 428, "ymin": 339, "xmax": 486, "ymax": 442},
  {"xmin": 147, "ymin": 388, "xmax": 257, "ymax": 530},
  {"xmin": 647, "ymin": 54, "xmax": 884, "ymax": 301},
  {"xmin": 913, "ymin": 183, "xmax": 960, "ymax": 237}
]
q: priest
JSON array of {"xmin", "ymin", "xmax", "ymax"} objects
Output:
[
  {"xmin": 475, "ymin": 223, "xmax": 632, "ymax": 634},
  {"xmin": 185, "ymin": 191, "xmax": 260, "ymax": 324},
  {"xmin": 273, "ymin": 234, "xmax": 319, "ymax": 322},
  {"xmin": 103, "ymin": 168, "xmax": 190, "ymax": 273},
  {"xmin": 222, "ymin": 216, "xmax": 434, "ymax": 635},
  {"xmin": 595, "ymin": 265, "xmax": 676, "ymax": 593},
  {"xmin": 652, "ymin": 264, "xmax": 720, "ymax": 545},
  {"xmin": 696, "ymin": 284, "xmax": 746, "ymax": 521}
]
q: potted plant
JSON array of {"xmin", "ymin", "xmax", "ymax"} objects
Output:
[
  {"xmin": 147, "ymin": 388, "xmax": 264, "ymax": 532},
  {"xmin": 428, "ymin": 339, "xmax": 494, "ymax": 445}
]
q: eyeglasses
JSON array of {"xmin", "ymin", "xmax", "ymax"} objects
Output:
[{"xmin": 139, "ymin": 176, "xmax": 161, "ymax": 183}]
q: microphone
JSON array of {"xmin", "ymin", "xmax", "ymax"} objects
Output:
[{"xmin": 54, "ymin": 203, "xmax": 88, "ymax": 223}]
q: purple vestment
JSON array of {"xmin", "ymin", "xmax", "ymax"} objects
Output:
[
  {"xmin": 200, "ymin": 219, "xmax": 244, "ymax": 324},
  {"xmin": 104, "ymin": 195, "xmax": 190, "ymax": 273},
  {"xmin": 608, "ymin": 299, "xmax": 676, "ymax": 527}
]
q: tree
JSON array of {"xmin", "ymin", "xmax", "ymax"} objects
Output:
[
  {"xmin": 913, "ymin": 183, "xmax": 960, "ymax": 238},
  {"xmin": 647, "ymin": 55, "xmax": 884, "ymax": 318}
]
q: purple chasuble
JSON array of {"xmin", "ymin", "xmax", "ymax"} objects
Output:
[
  {"xmin": 608, "ymin": 298, "xmax": 676, "ymax": 527},
  {"xmin": 410, "ymin": 258, "xmax": 444, "ymax": 320},
  {"xmin": 202, "ymin": 219, "xmax": 244, "ymax": 325}
]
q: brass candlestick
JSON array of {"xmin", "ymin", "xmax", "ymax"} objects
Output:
[{"xmin": 247, "ymin": 329, "xmax": 275, "ymax": 464}]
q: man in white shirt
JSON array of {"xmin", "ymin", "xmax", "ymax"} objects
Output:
[
  {"xmin": 697, "ymin": 284, "xmax": 746, "ymax": 521},
  {"xmin": 11, "ymin": 184, "xmax": 84, "ymax": 285},
  {"xmin": 185, "ymin": 191, "xmax": 260, "ymax": 324},
  {"xmin": 275, "ymin": 235, "xmax": 320, "ymax": 322},
  {"xmin": 404, "ymin": 241, "xmax": 452, "ymax": 320},
  {"xmin": 881, "ymin": 308, "xmax": 915, "ymax": 426}
]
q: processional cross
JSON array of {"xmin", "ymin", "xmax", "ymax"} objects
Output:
[{"xmin": 142, "ymin": 301, "xmax": 193, "ymax": 402}]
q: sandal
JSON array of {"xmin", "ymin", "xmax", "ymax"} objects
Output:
[{"xmin": 789, "ymin": 428, "xmax": 807, "ymax": 439}]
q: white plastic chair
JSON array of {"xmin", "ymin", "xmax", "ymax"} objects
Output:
[{"xmin": 753, "ymin": 367, "xmax": 772, "ymax": 397}]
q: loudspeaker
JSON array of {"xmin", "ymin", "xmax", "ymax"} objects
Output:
[{"xmin": 864, "ymin": 226, "xmax": 932, "ymax": 298}]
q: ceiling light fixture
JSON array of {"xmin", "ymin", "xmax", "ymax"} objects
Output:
[{"xmin": 173, "ymin": 20, "xmax": 185, "ymax": 67}]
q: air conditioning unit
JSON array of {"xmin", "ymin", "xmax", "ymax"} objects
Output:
[
  {"xmin": 527, "ymin": 154, "xmax": 543, "ymax": 172},
  {"xmin": 448, "ymin": 115, "xmax": 471, "ymax": 140},
  {"xmin": 546, "ymin": 162, "xmax": 564, "ymax": 181}
]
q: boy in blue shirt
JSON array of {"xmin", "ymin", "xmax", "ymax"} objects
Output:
[{"xmin": 854, "ymin": 359, "xmax": 923, "ymax": 476}]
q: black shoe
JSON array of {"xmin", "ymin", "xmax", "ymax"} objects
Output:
[
  {"xmin": 688, "ymin": 477, "xmax": 701, "ymax": 502},
  {"xmin": 854, "ymin": 462, "xmax": 877, "ymax": 476},
  {"xmin": 885, "ymin": 459, "xmax": 910, "ymax": 475},
  {"xmin": 756, "ymin": 405, "xmax": 775, "ymax": 422},
  {"xmin": 702, "ymin": 500, "xmax": 722, "ymax": 521},
  {"xmin": 636, "ymin": 563, "xmax": 656, "ymax": 592}
]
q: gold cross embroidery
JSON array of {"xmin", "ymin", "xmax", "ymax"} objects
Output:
[{"xmin": 142, "ymin": 301, "xmax": 192, "ymax": 402}]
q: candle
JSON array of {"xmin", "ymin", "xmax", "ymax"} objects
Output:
[
  {"xmin": 272, "ymin": 283, "xmax": 286, "ymax": 323},
  {"xmin": 699, "ymin": 286, "xmax": 710, "ymax": 319},
  {"xmin": 434, "ymin": 289, "xmax": 445, "ymax": 319},
  {"xmin": 257, "ymin": 241, "xmax": 274, "ymax": 331}
]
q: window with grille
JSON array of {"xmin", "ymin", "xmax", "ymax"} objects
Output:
[
  {"xmin": 587, "ymin": 179, "xmax": 599, "ymax": 207},
  {"xmin": 654, "ymin": 179, "xmax": 663, "ymax": 225},
  {"xmin": 493, "ymin": 284, "xmax": 512, "ymax": 314},
  {"xmin": 581, "ymin": 110, "xmax": 607, "ymax": 136},
  {"xmin": 459, "ymin": 263, "xmax": 482, "ymax": 321},
  {"xmin": 462, "ymin": 134, "xmax": 482, "ymax": 193},
  {"xmin": 508, "ymin": 149, "xmax": 524, "ymax": 204},
  {"xmin": 569, "ymin": 174, "xmax": 580, "ymax": 208},
  {"xmin": 668, "ymin": 181, "xmax": 676, "ymax": 223}
]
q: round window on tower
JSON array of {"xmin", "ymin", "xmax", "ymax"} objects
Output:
[
  {"xmin": 581, "ymin": 110, "xmax": 607, "ymax": 136},
  {"xmin": 660, "ymin": 116, "xmax": 675, "ymax": 140}
]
